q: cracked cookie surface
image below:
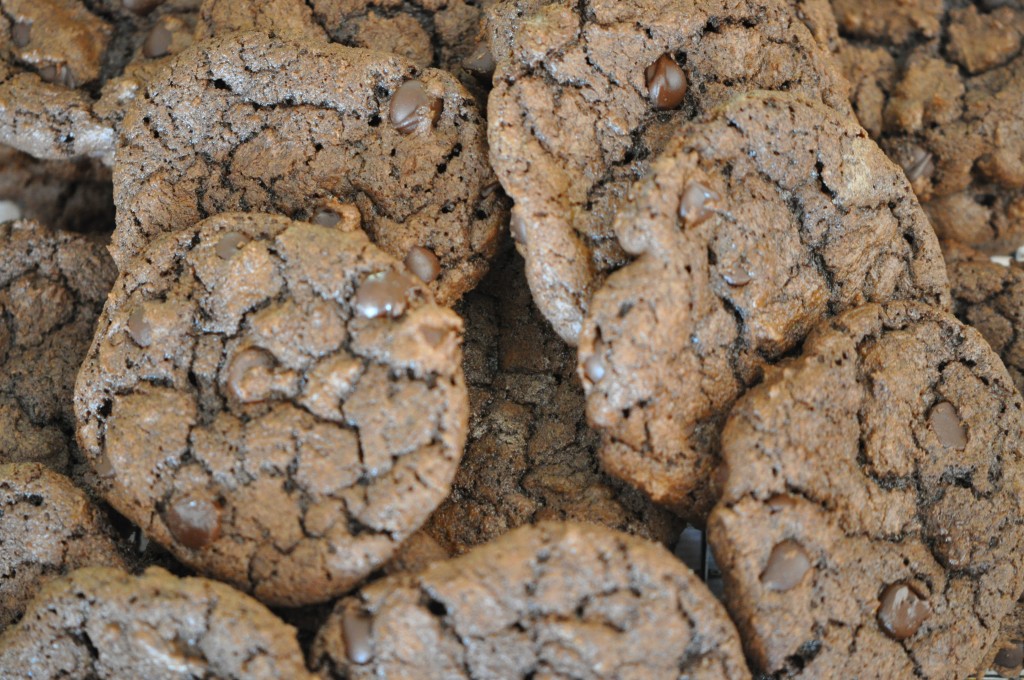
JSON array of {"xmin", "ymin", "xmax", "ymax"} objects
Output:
[
  {"xmin": 707, "ymin": 301, "xmax": 1024, "ymax": 678},
  {"xmin": 831, "ymin": 0, "xmax": 1024, "ymax": 252},
  {"xmin": 0, "ymin": 463, "xmax": 126, "ymax": 629},
  {"xmin": 113, "ymin": 31, "xmax": 505, "ymax": 305},
  {"xmin": 74, "ymin": 212, "xmax": 469, "ymax": 607},
  {"xmin": 310, "ymin": 521, "xmax": 751, "ymax": 679},
  {"xmin": 577, "ymin": 91, "xmax": 950, "ymax": 519},
  {"xmin": 0, "ymin": 219, "xmax": 116, "ymax": 473},
  {"xmin": 0, "ymin": 565, "xmax": 314, "ymax": 678},
  {"xmin": 485, "ymin": 0, "xmax": 852, "ymax": 343},
  {"xmin": 979, "ymin": 598, "xmax": 1024, "ymax": 679},
  {"xmin": 423, "ymin": 253, "xmax": 682, "ymax": 555}
]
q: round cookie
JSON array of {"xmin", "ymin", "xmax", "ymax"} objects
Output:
[
  {"xmin": 577, "ymin": 91, "xmax": 950, "ymax": 519},
  {"xmin": 0, "ymin": 565, "xmax": 314, "ymax": 678},
  {"xmin": 707, "ymin": 301, "xmax": 1024, "ymax": 678},
  {"xmin": 0, "ymin": 219, "xmax": 116, "ymax": 472},
  {"xmin": 943, "ymin": 240, "xmax": 1024, "ymax": 394},
  {"xmin": 485, "ymin": 0, "xmax": 852, "ymax": 343},
  {"xmin": 423, "ymin": 253, "xmax": 682, "ymax": 555},
  {"xmin": 0, "ymin": 463, "xmax": 126, "ymax": 629},
  {"xmin": 0, "ymin": 0, "xmax": 199, "ymax": 163},
  {"xmin": 310, "ymin": 521, "xmax": 751, "ymax": 679},
  {"xmin": 831, "ymin": 0, "xmax": 1024, "ymax": 252},
  {"xmin": 113, "ymin": 31, "xmax": 505, "ymax": 305},
  {"xmin": 75, "ymin": 211, "xmax": 469, "ymax": 607}
]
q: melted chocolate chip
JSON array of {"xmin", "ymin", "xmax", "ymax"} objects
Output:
[
  {"xmin": 390, "ymin": 81, "xmax": 442, "ymax": 135},
  {"xmin": 164, "ymin": 495, "xmax": 221, "ymax": 550},
  {"xmin": 128, "ymin": 306, "xmax": 152, "ymax": 347},
  {"xmin": 929, "ymin": 401, "xmax": 967, "ymax": 450},
  {"xmin": 94, "ymin": 452, "xmax": 115, "ymax": 479},
  {"xmin": 11, "ymin": 22, "xmax": 30, "ymax": 48},
  {"xmin": 760, "ymin": 540, "xmax": 811, "ymax": 591},
  {"xmin": 404, "ymin": 246, "xmax": 441, "ymax": 284},
  {"xmin": 644, "ymin": 54, "xmax": 687, "ymax": 110},
  {"xmin": 215, "ymin": 232, "xmax": 248, "ymax": 260},
  {"xmin": 584, "ymin": 354, "xmax": 606, "ymax": 382},
  {"xmin": 877, "ymin": 582, "xmax": 930, "ymax": 641},
  {"xmin": 225, "ymin": 348, "xmax": 276, "ymax": 403},
  {"xmin": 903, "ymin": 145, "xmax": 935, "ymax": 183},
  {"xmin": 342, "ymin": 606, "xmax": 374, "ymax": 664},
  {"xmin": 37, "ymin": 63, "xmax": 75, "ymax": 88},
  {"xmin": 313, "ymin": 209, "xmax": 341, "ymax": 227},
  {"xmin": 122, "ymin": 0, "xmax": 165, "ymax": 15},
  {"xmin": 354, "ymin": 271, "xmax": 413, "ymax": 319},
  {"xmin": 721, "ymin": 265, "xmax": 751, "ymax": 287},
  {"xmin": 463, "ymin": 44, "xmax": 496, "ymax": 77},
  {"xmin": 510, "ymin": 213, "xmax": 528, "ymax": 245},
  {"xmin": 995, "ymin": 641, "xmax": 1024, "ymax": 669},
  {"xmin": 143, "ymin": 22, "xmax": 173, "ymax": 59},
  {"xmin": 678, "ymin": 181, "xmax": 719, "ymax": 227}
]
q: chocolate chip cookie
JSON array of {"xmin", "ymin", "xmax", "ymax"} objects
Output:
[
  {"xmin": 0, "ymin": 0, "xmax": 199, "ymax": 163},
  {"xmin": 310, "ymin": 521, "xmax": 752, "ymax": 679},
  {"xmin": 707, "ymin": 301, "xmax": 1024, "ymax": 678},
  {"xmin": 485, "ymin": 0, "xmax": 852, "ymax": 343},
  {"xmin": 0, "ymin": 219, "xmax": 116, "ymax": 473},
  {"xmin": 577, "ymin": 91, "xmax": 950, "ymax": 519},
  {"xmin": 193, "ymin": 0, "xmax": 328, "ymax": 42},
  {"xmin": 75, "ymin": 211, "xmax": 469, "ymax": 607},
  {"xmin": 0, "ymin": 463, "xmax": 126, "ymax": 628},
  {"xmin": 943, "ymin": 239, "xmax": 1024, "ymax": 394},
  {"xmin": 832, "ymin": 0, "xmax": 1024, "ymax": 252},
  {"xmin": 113, "ymin": 32, "xmax": 505, "ymax": 305},
  {"xmin": 423, "ymin": 254, "xmax": 682, "ymax": 555},
  {"xmin": 980, "ymin": 600, "xmax": 1024, "ymax": 679},
  {"xmin": 0, "ymin": 565, "xmax": 314, "ymax": 678}
]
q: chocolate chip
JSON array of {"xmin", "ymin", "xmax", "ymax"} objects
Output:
[
  {"xmin": 11, "ymin": 22, "xmax": 30, "ymax": 48},
  {"xmin": 354, "ymin": 271, "xmax": 413, "ymax": 319},
  {"xmin": 721, "ymin": 265, "xmax": 751, "ymax": 287},
  {"xmin": 215, "ymin": 232, "xmax": 248, "ymax": 260},
  {"xmin": 510, "ymin": 213, "xmax": 528, "ymax": 245},
  {"xmin": 902, "ymin": 145, "xmax": 935, "ymax": 183},
  {"xmin": 584, "ymin": 354, "xmax": 606, "ymax": 382},
  {"xmin": 94, "ymin": 452, "xmax": 115, "ymax": 479},
  {"xmin": 995, "ymin": 641, "xmax": 1024, "ymax": 669},
  {"xmin": 342, "ymin": 606, "xmax": 374, "ymax": 664},
  {"xmin": 877, "ymin": 582, "xmax": 930, "ymax": 641},
  {"xmin": 390, "ymin": 81, "xmax": 442, "ymax": 135},
  {"xmin": 932, "ymin": 521, "xmax": 970, "ymax": 569},
  {"xmin": 645, "ymin": 54, "xmax": 687, "ymax": 110},
  {"xmin": 122, "ymin": 0, "xmax": 164, "ymax": 14},
  {"xmin": 225, "ymin": 348, "xmax": 276, "ymax": 403},
  {"xmin": 143, "ymin": 22, "xmax": 173, "ymax": 59},
  {"xmin": 678, "ymin": 181, "xmax": 719, "ymax": 227},
  {"xmin": 929, "ymin": 401, "xmax": 967, "ymax": 450},
  {"xmin": 312, "ymin": 209, "xmax": 341, "ymax": 227},
  {"xmin": 760, "ymin": 539, "xmax": 811, "ymax": 591},
  {"xmin": 404, "ymin": 246, "xmax": 441, "ymax": 284},
  {"xmin": 164, "ymin": 494, "xmax": 221, "ymax": 550},
  {"xmin": 128, "ymin": 306, "xmax": 152, "ymax": 347},
  {"xmin": 37, "ymin": 63, "xmax": 75, "ymax": 88},
  {"xmin": 463, "ymin": 44, "xmax": 495, "ymax": 77}
]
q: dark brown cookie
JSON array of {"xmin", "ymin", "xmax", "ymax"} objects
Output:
[
  {"xmin": 310, "ymin": 521, "xmax": 751, "ymax": 679},
  {"xmin": 707, "ymin": 301, "xmax": 1024, "ymax": 678},
  {"xmin": 577, "ymin": 91, "xmax": 950, "ymax": 519},
  {"xmin": 0, "ymin": 463, "xmax": 126, "ymax": 629},
  {"xmin": 0, "ymin": 0, "xmax": 199, "ymax": 163},
  {"xmin": 943, "ymin": 239, "xmax": 1024, "ymax": 394},
  {"xmin": 0, "ymin": 145, "xmax": 114, "ymax": 232},
  {"xmin": 75, "ymin": 211, "xmax": 468, "ymax": 607},
  {"xmin": 485, "ymin": 0, "xmax": 852, "ymax": 343},
  {"xmin": 193, "ymin": 0, "xmax": 328, "ymax": 42},
  {"xmin": 831, "ymin": 0, "xmax": 1024, "ymax": 252},
  {"xmin": 0, "ymin": 219, "xmax": 116, "ymax": 473},
  {"xmin": 423, "ymin": 254, "xmax": 682, "ymax": 555},
  {"xmin": 0, "ymin": 565, "xmax": 314, "ymax": 678},
  {"xmin": 113, "ymin": 32, "xmax": 505, "ymax": 305}
]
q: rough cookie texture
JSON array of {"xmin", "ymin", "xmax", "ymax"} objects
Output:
[
  {"xmin": 423, "ymin": 254, "xmax": 682, "ymax": 555},
  {"xmin": 113, "ymin": 32, "xmax": 505, "ymax": 305},
  {"xmin": 943, "ymin": 239, "xmax": 1024, "ymax": 394},
  {"xmin": 485, "ymin": 0, "xmax": 852, "ymax": 343},
  {"xmin": 0, "ymin": 566, "xmax": 314, "ymax": 678},
  {"xmin": 708, "ymin": 302, "xmax": 1024, "ymax": 678},
  {"xmin": 0, "ymin": 463, "xmax": 126, "ymax": 629},
  {"xmin": 980, "ymin": 600, "xmax": 1024, "ymax": 679},
  {"xmin": 310, "ymin": 521, "xmax": 751, "ymax": 679},
  {"xmin": 832, "ymin": 0, "xmax": 1024, "ymax": 251},
  {"xmin": 0, "ymin": 145, "xmax": 113, "ymax": 232},
  {"xmin": 0, "ymin": 0, "xmax": 199, "ymax": 163},
  {"xmin": 0, "ymin": 219, "xmax": 116, "ymax": 473},
  {"xmin": 75, "ymin": 212, "xmax": 468, "ymax": 607},
  {"xmin": 577, "ymin": 91, "xmax": 950, "ymax": 519},
  {"xmin": 194, "ymin": 0, "xmax": 328, "ymax": 42}
]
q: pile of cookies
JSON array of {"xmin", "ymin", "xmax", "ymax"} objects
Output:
[{"xmin": 1, "ymin": 0, "xmax": 1024, "ymax": 678}]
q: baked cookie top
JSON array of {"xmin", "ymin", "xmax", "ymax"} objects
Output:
[
  {"xmin": 708, "ymin": 301, "xmax": 1024, "ymax": 678},
  {"xmin": 75, "ymin": 211, "xmax": 468, "ymax": 606}
]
